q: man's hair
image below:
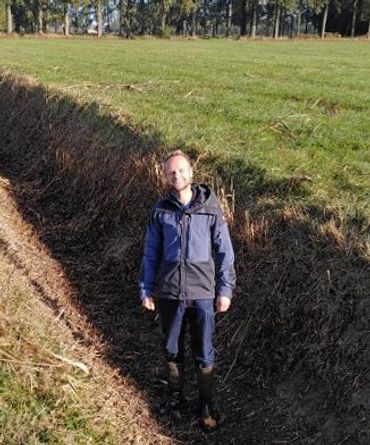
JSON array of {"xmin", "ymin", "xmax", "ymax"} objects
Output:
[{"xmin": 162, "ymin": 150, "xmax": 192, "ymax": 168}]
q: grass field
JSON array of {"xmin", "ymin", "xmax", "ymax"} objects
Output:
[{"xmin": 1, "ymin": 38, "xmax": 369, "ymax": 219}]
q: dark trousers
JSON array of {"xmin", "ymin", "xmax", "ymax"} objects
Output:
[{"xmin": 157, "ymin": 299, "xmax": 215, "ymax": 368}]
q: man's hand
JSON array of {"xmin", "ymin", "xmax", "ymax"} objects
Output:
[
  {"xmin": 216, "ymin": 296, "xmax": 231, "ymax": 313},
  {"xmin": 142, "ymin": 297, "xmax": 155, "ymax": 311}
]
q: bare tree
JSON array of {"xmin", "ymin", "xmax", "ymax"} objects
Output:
[
  {"xmin": 96, "ymin": 0, "xmax": 102, "ymax": 36},
  {"xmin": 250, "ymin": 0, "xmax": 257, "ymax": 38},
  {"xmin": 296, "ymin": 0, "xmax": 302, "ymax": 37},
  {"xmin": 191, "ymin": 9, "xmax": 196, "ymax": 35},
  {"xmin": 321, "ymin": 1, "xmax": 329, "ymax": 39},
  {"xmin": 63, "ymin": 3, "xmax": 70, "ymax": 35},
  {"xmin": 6, "ymin": 0, "xmax": 13, "ymax": 33},
  {"xmin": 240, "ymin": 0, "xmax": 248, "ymax": 36},
  {"xmin": 351, "ymin": 0, "xmax": 357, "ymax": 37},
  {"xmin": 274, "ymin": 2, "xmax": 281, "ymax": 38},
  {"xmin": 36, "ymin": 0, "xmax": 43, "ymax": 33},
  {"xmin": 226, "ymin": 0, "xmax": 232, "ymax": 36}
]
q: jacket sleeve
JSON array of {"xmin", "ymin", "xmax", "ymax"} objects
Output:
[
  {"xmin": 211, "ymin": 208, "xmax": 236, "ymax": 298},
  {"xmin": 139, "ymin": 208, "xmax": 163, "ymax": 300}
]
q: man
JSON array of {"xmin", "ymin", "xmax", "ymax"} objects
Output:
[{"xmin": 139, "ymin": 150, "xmax": 236, "ymax": 431}]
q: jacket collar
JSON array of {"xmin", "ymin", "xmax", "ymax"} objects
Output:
[{"xmin": 165, "ymin": 184, "xmax": 197, "ymax": 210}]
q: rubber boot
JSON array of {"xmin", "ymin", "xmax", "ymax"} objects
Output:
[
  {"xmin": 163, "ymin": 361, "xmax": 185, "ymax": 420},
  {"xmin": 196, "ymin": 365, "xmax": 219, "ymax": 432}
]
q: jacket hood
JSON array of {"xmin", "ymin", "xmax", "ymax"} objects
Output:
[{"xmin": 164, "ymin": 183, "xmax": 219, "ymax": 213}]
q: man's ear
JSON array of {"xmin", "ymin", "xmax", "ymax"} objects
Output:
[{"xmin": 189, "ymin": 167, "xmax": 193, "ymax": 179}]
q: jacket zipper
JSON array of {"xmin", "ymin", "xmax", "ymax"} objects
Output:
[
  {"xmin": 179, "ymin": 217, "xmax": 185, "ymax": 299},
  {"xmin": 180, "ymin": 212, "xmax": 190, "ymax": 299}
]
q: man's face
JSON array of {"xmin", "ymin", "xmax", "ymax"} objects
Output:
[{"xmin": 164, "ymin": 155, "xmax": 193, "ymax": 192}]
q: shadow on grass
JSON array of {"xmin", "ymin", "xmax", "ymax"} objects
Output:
[{"xmin": 0, "ymin": 73, "xmax": 369, "ymax": 445}]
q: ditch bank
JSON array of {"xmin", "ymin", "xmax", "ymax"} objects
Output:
[{"xmin": 0, "ymin": 71, "xmax": 369, "ymax": 444}]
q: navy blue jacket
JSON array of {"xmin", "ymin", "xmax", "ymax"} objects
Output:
[{"xmin": 139, "ymin": 183, "xmax": 236, "ymax": 300}]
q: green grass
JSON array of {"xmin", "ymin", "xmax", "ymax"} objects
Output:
[
  {"xmin": 0, "ymin": 367, "xmax": 113, "ymax": 444},
  {"xmin": 0, "ymin": 38, "xmax": 369, "ymax": 217}
]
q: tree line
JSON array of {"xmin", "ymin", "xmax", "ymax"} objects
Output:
[{"xmin": 1, "ymin": 0, "xmax": 370, "ymax": 38}]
